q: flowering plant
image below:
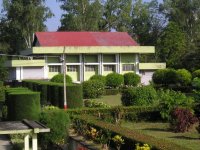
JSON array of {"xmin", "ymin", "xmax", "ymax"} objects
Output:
[
  {"xmin": 112, "ymin": 135, "xmax": 124, "ymax": 150},
  {"xmin": 135, "ymin": 143, "xmax": 151, "ymax": 150}
]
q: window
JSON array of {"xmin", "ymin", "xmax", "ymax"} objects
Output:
[
  {"xmin": 49, "ymin": 66, "xmax": 60, "ymax": 72},
  {"xmin": 67, "ymin": 65, "xmax": 78, "ymax": 72},
  {"xmin": 85, "ymin": 65, "xmax": 96, "ymax": 71},
  {"xmin": 122, "ymin": 64, "xmax": 134, "ymax": 71},
  {"xmin": 104, "ymin": 65, "xmax": 115, "ymax": 71}
]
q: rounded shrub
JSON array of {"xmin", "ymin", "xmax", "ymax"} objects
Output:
[
  {"xmin": 89, "ymin": 75, "xmax": 106, "ymax": 85},
  {"xmin": 50, "ymin": 73, "xmax": 72, "ymax": 84},
  {"xmin": 123, "ymin": 72, "xmax": 140, "ymax": 86},
  {"xmin": 106, "ymin": 73, "xmax": 124, "ymax": 88},
  {"xmin": 83, "ymin": 80, "xmax": 105, "ymax": 99},
  {"xmin": 176, "ymin": 69, "xmax": 192, "ymax": 86},
  {"xmin": 121, "ymin": 86, "xmax": 158, "ymax": 106},
  {"xmin": 152, "ymin": 69, "xmax": 167, "ymax": 85},
  {"xmin": 39, "ymin": 108, "xmax": 70, "ymax": 148},
  {"xmin": 192, "ymin": 77, "xmax": 200, "ymax": 90},
  {"xmin": 192, "ymin": 69, "xmax": 200, "ymax": 79},
  {"xmin": 7, "ymin": 92, "xmax": 41, "ymax": 121}
]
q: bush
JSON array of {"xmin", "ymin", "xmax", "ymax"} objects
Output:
[
  {"xmin": 6, "ymin": 91, "xmax": 41, "ymax": 121},
  {"xmin": 158, "ymin": 89, "xmax": 194, "ymax": 120},
  {"xmin": 106, "ymin": 73, "xmax": 124, "ymax": 88},
  {"xmin": 83, "ymin": 80, "xmax": 105, "ymax": 99},
  {"xmin": 104, "ymin": 88, "xmax": 119, "ymax": 95},
  {"xmin": 152, "ymin": 69, "xmax": 167, "ymax": 85},
  {"xmin": 90, "ymin": 75, "xmax": 106, "ymax": 85},
  {"xmin": 123, "ymin": 72, "xmax": 140, "ymax": 86},
  {"xmin": 192, "ymin": 69, "xmax": 200, "ymax": 78},
  {"xmin": 176, "ymin": 69, "xmax": 192, "ymax": 86},
  {"xmin": 0, "ymin": 83, "xmax": 5, "ymax": 101},
  {"xmin": 39, "ymin": 107, "xmax": 70, "ymax": 149},
  {"xmin": 170, "ymin": 107, "xmax": 198, "ymax": 132},
  {"xmin": 192, "ymin": 77, "xmax": 200, "ymax": 89},
  {"xmin": 84, "ymin": 100, "xmax": 110, "ymax": 108},
  {"xmin": 50, "ymin": 74, "xmax": 72, "ymax": 84},
  {"xmin": 121, "ymin": 86, "xmax": 158, "ymax": 106}
]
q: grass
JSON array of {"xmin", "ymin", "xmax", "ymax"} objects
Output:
[
  {"xmin": 87, "ymin": 94, "xmax": 122, "ymax": 106},
  {"xmin": 122, "ymin": 122, "xmax": 200, "ymax": 150}
]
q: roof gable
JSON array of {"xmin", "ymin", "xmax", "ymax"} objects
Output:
[{"xmin": 34, "ymin": 32, "xmax": 138, "ymax": 47}]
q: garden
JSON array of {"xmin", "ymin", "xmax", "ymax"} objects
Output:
[{"xmin": 0, "ymin": 69, "xmax": 200, "ymax": 150}]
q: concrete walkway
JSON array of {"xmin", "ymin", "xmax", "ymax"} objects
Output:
[{"xmin": 0, "ymin": 135, "xmax": 12, "ymax": 150}]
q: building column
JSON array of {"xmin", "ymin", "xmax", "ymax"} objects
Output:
[
  {"xmin": 116, "ymin": 54, "xmax": 120, "ymax": 73},
  {"xmin": 98, "ymin": 54, "xmax": 103, "ymax": 75},
  {"xmin": 32, "ymin": 134, "xmax": 38, "ymax": 150},
  {"xmin": 44, "ymin": 56, "xmax": 48, "ymax": 79},
  {"xmin": 79, "ymin": 54, "xmax": 83, "ymax": 82},
  {"xmin": 81, "ymin": 54, "xmax": 85, "ymax": 81},
  {"xmin": 135, "ymin": 54, "xmax": 139, "ymax": 74},
  {"xmin": 16, "ymin": 67, "xmax": 23, "ymax": 81},
  {"xmin": 24, "ymin": 134, "xmax": 29, "ymax": 150}
]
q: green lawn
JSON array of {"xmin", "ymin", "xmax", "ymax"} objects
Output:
[
  {"xmin": 122, "ymin": 122, "xmax": 200, "ymax": 150},
  {"xmin": 85, "ymin": 94, "xmax": 122, "ymax": 106}
]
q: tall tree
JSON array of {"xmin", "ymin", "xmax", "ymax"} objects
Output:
[
  {"xmin": 59, "ymin": 0, "xmax": 102, "ymax": 31},
  {"xmin": 2, "ymin": 0, "xmax": 53, "ymax": 53},
  {"xmin": 157, "ymin": 22, "xmax": 186, "ymax": 68}
]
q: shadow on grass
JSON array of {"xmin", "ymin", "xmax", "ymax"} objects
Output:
[
  {"xmin": 142, "ymin": 128, "xmax": 170, "ymax": 132},
  {"xmin": 169, "ymin": 136, "xmax": 199, "ymax": 140}
]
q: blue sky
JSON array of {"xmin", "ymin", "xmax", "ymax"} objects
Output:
[{"xmin": 0, "ymin": 0, "xmax": 162, "ymax": 31}]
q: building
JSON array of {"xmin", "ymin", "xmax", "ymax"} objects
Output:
[{"xmin": 5, "ymin": 32, "xmax": 166, "ymax": 85}]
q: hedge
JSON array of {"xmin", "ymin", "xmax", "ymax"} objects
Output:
[
  {"xmin": 72, "ymin": 115, "xmax": 189, "ymax": 150},
  {"xmin": 50, "ymin": 73, "xmax": 72, "ymax": 84},
  {"xmin": 106, "ymin": 73, "xmax": 124, "ymax": 88},
  {"xmin": 22, "ymin": 80, "xmax": 83, "ymax": 108},
  {"xmin": 123, "ymin": 72, "xmax": 141, "ymax": 86},
  {"xmin": 6, "ymin": 89, "xmax": 41, "ymax": 121},
  {"xmin": 0, "ymin": 81, "xmax": 5, "ymax": 101}
]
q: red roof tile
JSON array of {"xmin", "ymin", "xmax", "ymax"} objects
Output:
[{"xmin": 34, "ymin": 32, "xmax": 138, "ymax": 46}]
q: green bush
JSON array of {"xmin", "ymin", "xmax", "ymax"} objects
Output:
[
  {"xmin": 7, "ymin": 91, "xmax": 41, "ymax": 121},
  {"xmin": 90, "ymin": 75, "xmax": 106, "ymax": 85},
  {"xmin": 0, "ymin": 83, "xmax": 5, "ymax": 101},
  {"xmin": 176, "ymin": 69, "xmax": 192, "ymax": 86},
  {"xmin": 192, "ymin": 69, "xmax": 200, "ymax": 79},
  {"xmin": 121, "ymin": 86, "xmax": 158, "ymax": 106},
  {"xmin": 104, "ymin": 88, "xmax": 119, "ymax": 95},
  {"xmin": 106, "ymin": 73, "xmax": 124, "ymax": 88},
  {"xmin": 39, "ymin": 107, "xmax": 70, "ymax": 149},
  {"xmin": 123, "ymin": 72, "xmax": 140, "ymax": 86},
  {"xmin": 152, "ymin": 69, "xmax": 167, "ymax": 85},
  {"xmin": 158, "ymin": 89, "xmax": 194, "ymax": 120},
  {"xmin": 192, "ymin": 77, "xmax": 200, "ymax": 90},
  {"xmin": 84, "ymin": 100, "xmax": 110, "ymax": 108},
  {"xmin": 83, "ymin": 80, "xmax": 105, "ymax": 99},
  {"xmin": 50, "ymin": 73, "xmax": 72, "ymax": 84}
]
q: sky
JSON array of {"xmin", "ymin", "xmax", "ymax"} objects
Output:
[{"xmin": 0, "ymin": 0, "xmax": 162, "ymax": 32}]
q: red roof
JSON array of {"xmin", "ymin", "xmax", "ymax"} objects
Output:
[{"xmin": 34, "ymin": 32, "xmax": 138, "ymax": 46}]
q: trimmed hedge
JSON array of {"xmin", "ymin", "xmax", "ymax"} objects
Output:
[
  {"xmin": 0, "ymin": 81, "xmax": 5, "ymax": 101},
  {"xmin": 192, "ymin": 69, "xmax": 200, "ymax": 79},
  {"xmin": 72, "ymin": 115, "xmax": 189, "ymax": 150},
  {"xmin": 22, "ymin": 80, "xmax": 83, "ymax": 108},
  {"xmin": 176, "ymin": 69, "xmax": 192, "ymax": 86},
  {"xmin": 89, "ymin": 75, "xmax": 106, "ymax": 85},
  {"xmin": 123, "ymin": 72, "xmax": 141, "ymax": 86},
  {"xmin": 6, "ymin": 88, "xmax": 41, "ymax": 121},
  {"xmin": 106, "ymin": 73, "xmax": 124, "ymax": 88},
  {"xmin": 50, "ymin": 73, "xmax": 72, "ymax": 84},
  {"xmin": 104, "ymin": 88, "xmax": 119, "ymax": 95}
]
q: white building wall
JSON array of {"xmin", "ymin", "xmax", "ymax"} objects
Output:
[
  {"xmin": 23, "ymin": 67, "xmax": 44, "ymax": 79},
  {"xmin": 140, "ymin": 70, "xmax": 154, "ymax": 85}
]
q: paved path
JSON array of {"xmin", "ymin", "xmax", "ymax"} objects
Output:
[{"xmin": 0, "ymin": 135, "xmax": 12, "ymax": 150}]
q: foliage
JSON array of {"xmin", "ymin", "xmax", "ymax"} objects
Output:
[
  {"xmin": 192, "ymin": 77, "xmax": 200, "ymax": 90},
  {"xmin": 0, "ymin": 57, "xmax": 8, "ymax": 81},
  {"xmin": 170, "ymin": 107, "xmax": 198, "ymax": 133},
  {"xmin": 72, "ymin": 115, "xmax": 189, "ymax": 150},
  {"xmin": 104, "ymin": 88, "xmax": 119, "ymax": 95},
  {"xmin": 176, "ymin": 69, "xmax": 192, "ymax": 86},
  {"xmin": 106, "ymin": 73, "xmax": 124, "ymax": 88},
  {"xmin": 135, "ymin": 143, "xmax": 151, "ymax": 150},
  {"xmin": 192, "ymin": 69, "xmax": 200, "ymax": 79},
  {"xmin": 121, "ymin": 86, "xmax": 158, "ymax": 106},
  {"xmin": 82, "ymin": 80, "xmax": 105, "ymax": 99},
  {"xmin": 123, "ymin": 72, "xmax": 141, "ymax": 86},
  {"xmin": 0, "ymin": 82, "xmax": 5, "ymax": 101},
  {"xmin": 89, "ymin": 75, "xmax": 106, "ymax": 85},
  {"xmin": 39, "ymin": 108, "xmax": 70, "ymax": 149},
  {"xmin": 50, "ymin": 73, "xmax": 72, "ymax": 84},
  {"xmin": 158, "ymin": 89, "xmax": 194, "ymax": 120},
  {"xmin": 6, "ymin": 88, "xmax": 40, "ymax": 121},
  {"xmin": 84, "ymin": 100, "xmax": 110, "ymax": 108},
  {"xmin": 112, "ymin": 135, "xmax": 124, "ymax": 150}
]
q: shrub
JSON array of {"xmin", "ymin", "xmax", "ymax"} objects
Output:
[
  {"xmin": 90, "ymin": 75, "xmax": 106, "ymax": 85},
  {"xmin": 104, "ymin": 88, "xmax": 119, "ymax": 95},
  {"xmin": 83, "ymin": 80, "xmax": 105, "ymax": 99},
  {"xmin": 170, "ymin": 107, "xmax": 198, "ymax": 132},
  {"xmin": 123, "ymin": 72, "xmax": 140, "ymax": 87},
  {"xmin": 106, "ymin": 73, "xmax": 124, "ymax": 88},
  {"xmin": 84, "ymin": 100, "xmax": 110, "ymax": 108},
  {"xmin": 176, "ymin": 69, "xmax": 192, "ymax": 86},
  {"xmin": 39, "ymin": 108, "xmax": 70, "ymax": 149},
  {"xmin": 192, "ymin": 77, "xmax": 200, "ymax": 89},
  {"xmin": 0, "ymin": 84, "xmax": 5, "ymax": 101},
  {"xmin": 7, "ymin": 91, "xmax": 41, "ymax": 121},
  {"xmin": 158, "ymin": 89, "xmax": 194, "ymax": 120},
  {"xmin": 192, "ymin": 69, "xmax": 200, "ymax": 78},
  {"xmin": 121, "ymin": 86, "xmax": 158, "ymax": 106},
  {"xmin": 152, "ymin": 69, "xmax": 167, "ymax": 85},
  {"xmin": 50, "ymin": 73, "xmax": 72, "ymax": 84}
]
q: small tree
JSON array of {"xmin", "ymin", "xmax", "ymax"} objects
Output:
[
  {"xmin": 50, "ymin": 74, "xmax": 72, "ymax": 84},
  {"xmin": 123, "ymin": 72, "xmax": 140, "ymax": 86},
  {"xmin": 106, "ymin": 73, "xmax": 124, "ymax": 88}
]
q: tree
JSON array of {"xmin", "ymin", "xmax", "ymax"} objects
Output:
[
  {"xmin": 2, "ymin": 0, "xmax": 53, "ymax": 53},
  {"xmin": 157, "ymin": 22, "xmax": 186, "ymax": 68},
  {"xmin": 59, "ymin": 0, "xmax": 102, "ymax": 31}
]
